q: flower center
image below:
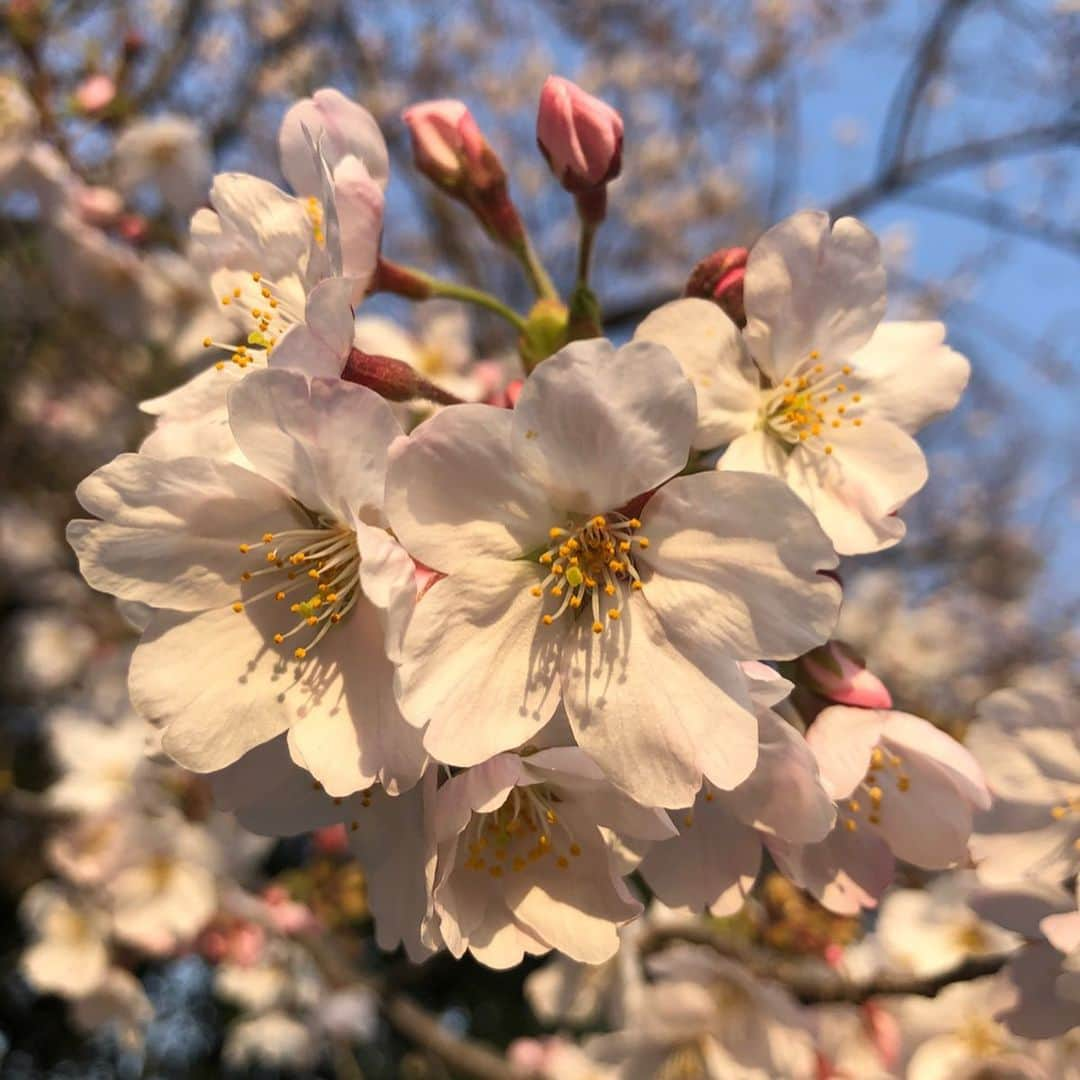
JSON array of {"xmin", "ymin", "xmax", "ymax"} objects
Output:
[
  {"xmin": 531, "ymin": 513, "xmax": 649, "ymax": 634},
  {"xmin": 759, "ymin": 351, "xmax": 864, "ymax": 456},
  {"xmin": 839, "ymin": 744, "xmax": 910, "ymax": 832},
  {"xmin": 202, "ymin": 270, "xmax": 305, "ymax": 369},
  {"xmin": 462, "ymin": 784, "xmax": 583, "ymax": 879},
  {"xmin": 234, "ymin": 520, "xmax": 361, "ymax": 660}
]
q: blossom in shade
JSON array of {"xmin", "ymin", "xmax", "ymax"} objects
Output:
[
  {"xmin": 429, "ymin": 746, "xmax": 674, "ymax": 967},
  {"xmin": 967, "ymin": 687, "xmax": 1080, "ymax": 886},
  {"xmin": 634, "ymin": 211, "xmax": 970, "ymax": 555},
  {"xmin": 68, "ymin": 368, "xmax": 424, "ymax": 798},
  {"xmin": 769, "ymin": 706, "xmax": 990, "ymax": 915},
  {"xmin": 385, "ymin": 337, "xmax": 840, "ymax": 808},
  {"xmin": 640, "ymin": 672, "xmax": 835, "ymax": 916},
  {"xmin": 114, "ymin": 115, "xmax": 212, "ymax": 214},
  {"xmin": 19, "ymin": 882, "xmax": 110, "ymax": 998}
]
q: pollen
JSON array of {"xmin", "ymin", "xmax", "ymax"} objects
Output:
[{"xmin": 232, "ymin": 602, "xmax": 244, "ymax": 613}]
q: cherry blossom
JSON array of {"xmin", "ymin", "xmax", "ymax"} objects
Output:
[
  {"xmin": 634, "ymin": 211, "xmax": 970, "ymax": 554},
  {"xmin": 386, "ymin": 337, "xmax": 840, "ymax": 808}
]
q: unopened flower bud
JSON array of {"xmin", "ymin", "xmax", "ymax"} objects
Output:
[
  {"xmin": 73, "ymin": 74, "xmax": 116, "ymax": 115},
  {"xmin": 536, "ymin": 76, "xmax": 623, "ymax": 194},
  {"xmin": 684, "ymin": 246, "xmax": 748, "ymax": 327},
  {"xmin": 798, "ymin": 641, "xmax": 893, "ymax": 710},
  {"xmin": 402, "ymin": 99, "xmax": 525, "ymax": 248},
  {"xmin": 341, "ymin": 347, "xmax": 464, "ymax": 406}
]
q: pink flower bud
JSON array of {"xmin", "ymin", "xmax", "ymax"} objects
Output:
[
  {"xmin": 798, "ymin": 641, "xmax": 893, "ymax": 709},
  {"xmin": 402, "ymin": 99, "xmax": 495, "ymax": 188},
  {"xmin": 313, "ymin": 824, "xmax": 348, "ymax": 854},
  {"xmin": 537, "ymin": 76, "xmax": 623, "ymax": 193},
  {"xmin": 685, "ymin": 246, "xmax": 748, "ymax": 327},
  {"xmin": 74, "ymin": 74, "xmax": 116, "ymax": 115},
  {"xmin": 402, "ymin": 100, "xmax": 524, "ymax": 247}
]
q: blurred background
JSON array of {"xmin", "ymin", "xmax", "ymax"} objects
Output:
[{"xmin": 1, "ymin": 0, "xmax": 1077, "ymax": 1075}]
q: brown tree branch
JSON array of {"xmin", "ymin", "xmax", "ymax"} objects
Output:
[{"xmin": 638, "ymin": 922, "xmax": 1010, "ymax": 1006}]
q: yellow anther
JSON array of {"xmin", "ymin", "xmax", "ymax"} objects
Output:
[
  {"xmin": 330, "ymin": 613, "xmax": 341, "ymax": 623},
  {"xmin": 683, "ymin": 814, "xmax": 694, "ymax": 828},
  {"xmin": 232, "ymin": 602, "xmax": 244, "ymax": 613},
  {"xmin": 537, "ymin": 834, "xmax": 550, "ymax": 849},
  {"xmin": 275, "ymin": 591, "xmax": 286, "ymax": 601},
  {"xmin": 810, "ymin": 350, "xmax": 820, "ymax": 360},
  {"xmin": 215, "ymin": 362, "xmax": 225, "ymax": 371},
  {"xmin": 619, "ymin": 541, "xmax": 631, "ymax": 552},
  {"xmin": 539, "ymin": 552, "xmax": 553, "ymax": 564},
  {"xmin": 868, "ymin": 813, "xmax": 881, "ymax": 825},
  {"xmin": 232, "ymin": 287, "xmax": 241, "ymax": 298},
  {"xmin": 631, "ymin": 581, "xmax": 644, "ymax": 591},
  {"xmin": 308, "ymin": 569, "xmax": 319, "ymax": 579},
  {"xmin": 252, "ymin": 271, "xmax": 262, "ymax": 282},
  {"xmin": 306, "ymin": 616, "xmax": 318, "ymax": 626},
  {"xmin": 852, "ymin": 393, "xmax": 862, "ymax": 402},
  {"xmin": 221, "ymin": 296, "xmax": 231, "ymax": 305},
  {"xmin": 870, "ymin": 748, "xmax": 885, "ymax": 769},
  {"xmin": 897, "ymin": 776, "xmax": 910, "ymax": 792},
  {"xmin": 530, "ymin": 586, "xmax": 543, "ymax": 598},
  {"xmin": 604, "ymin": 584, "xmax": 616, "ymax": 596},
  {"xmin": 637, "ymin": 537, "xmax": 650, "ymax": 548},
  {"xmin": 294, "ymin": 647, "xmax": 307, "ymax": 659},
  {"xmin": 853, "ymin": 419, "xmax": 863, "ymax": 427},
  {"xmin": 546, "ymin": 809, "xmax": 558, "ymax": 824},
  {"xmin": 814, "ymin": 363, "xmax": 825, "ymax": 374},
  {"xmin": 489, "ymin": 865, "xmax": 503, "ymax": 878},
  {"xmin": 273, "ymin": 633, "xmax": 284, "ymax": 644},
  {"xmin": 628, "ymin": 518, "xmax": 642, "ymax": 529},
  {"xmin": 240, "ymin": 571, "xmax": 252, "ymax": 582},
  {"xmin": 556, "ymin": 856, "xmax": 569, "ymax": 869},
  {"xmin": 569, "ymin": 843, "xmax": 582, "ymax": 857},
  {"xmin": 848, "ymin": 799, "xmax": 861, "ymax": 812},
  {"xmin": 512, "ymin": 857, "xmax": 526, "ymax": 872},
  {"xmin": 704, "ymin": 791, "xmax": 715, "ymax": 802},
  {"xmin": 843, "ymin": 365, "xmax": 852, "ymax": 375},
  {"xmin": 592, "ymin": 621, "xmax": 604, "ymax": 634},
  {"xmin": 836, "ymin": 383, "xmax": 846, "ymax": 393},
  {"xmin": 325, "ymin": 593, "xmax": 337, "ymax": 603},
  {"xmin": 799, "ymin": 431, "xmax": 809, "ymax": 441},
  {"xmin": 239, "ymin": 543, "xmax": 250, "ymax": 553},
  {"xmin": 832, "ymin": 420, "xmax": 841, "ymax": 428},
  {"xmin": 845, "ymin": 819, "xmax": 858, "ymax": 832},
  {"xmin": 592, "ymin": 515, "xmax": 607, "ymax": 527},
  {"xmin": 542, "ymin": 615, "xmax": 554, "ymax": 625},
  {"xmin": 824, "ymin": 445, "xmax": 834, "ymax": 454},
  {"xmin": 202, "ymin": 336, "xmax": 213, "ymax": 348},
  {"xmin": 1052, "ymin": 806, "xmax": 1069, "ymax": 820},
  {"xmin": 262, "ymin": 533, "xmax": 274, "ymax": 543},
  {"xmin": 549, "ymin": 527, "xmax": 565, "ymax": 539},
  {"xmin": 869, "ymin": 785, "xmax": 883, "ymax": 805},
  {"xmin": 608, "ymin": 609, "xmax": 621, "ymax": 621},
  {"xmin": 570, "ymin": 596, "xmax": 583, "ymax": 608}
]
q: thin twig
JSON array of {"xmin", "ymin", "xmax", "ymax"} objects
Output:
[{"xmin": 638, "ymin": 921, "xmax": 1010, "ymax": 1005}]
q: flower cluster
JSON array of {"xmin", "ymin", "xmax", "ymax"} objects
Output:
[{"xmin": 58, "ymin": 77, "xmax": 1000, "ymax": 992}]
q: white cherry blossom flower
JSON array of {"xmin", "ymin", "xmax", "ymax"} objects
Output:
[
  {"xmin": 768, "ymin": 706, "xmax": 990, "ymax": 914},
  {"xmin": 967, "ymin": 687, "xmax": 1080, "ymax": 886},
  {"xmin": 386, "ymin": 338, "xmax": 840, "ymax": 808},
  {"xmin": 19, "ymin": 882, "xmax": 110, "ymax": 998},
  {"xmin": 114, "ymin": 115, "xmax": 212, "ymax": 214},
  {"xmin": 634, "ymin": 211, "xmax": 970, "ymax": 555},
  {"xmin": 873, "ymin": 872, "xmax": 1020, "ymax": 978},
  {"xmin": 430, "ymin": 745, "xmax": 673, "ymax": 968},
  {"xmin": 640, "ymin": 685, "xmax": 835, "ymax": 916},
  {"xmin": 69, "ymin": 368, "xmax": 424, "ymax": 798},
  {"xmin": 587, "ymin": 945, "xmax": 816, "ymax": 1078},
  {"xmin": 209, "ymin": 735, "xmax": 436, "ymax": 962}
]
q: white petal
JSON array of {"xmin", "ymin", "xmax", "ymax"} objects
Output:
[
  {"xmin": 331, "ymin": 156, "xmax": 384, "ymax": 297},
  {"xmin": 782, "ymin": 416, "xmax": 927, "ymax": 555},
  {"xmin": 206, "ymin": 173, "xmax": 314, "ymax": 280},
  {"xmin": 561, "ymin": 595, "xmax": 758, "ymax": 808},
  {"xmin": 743, "ymin": 211, "xmax": 886, "ymax": 382},
  {"xmin": 348, "ymin": 775, "xmax": 436, "ymax": 962},
  {"xmin": 69, "ymin": 454, "xmax": 303, "ymax": 611},
  {"xmin": 511, "ymin": 338, "xmax": 697, "ymax": 515},
  {"xmin": 385, "ymin": 404, "xmax": 555, "ymax": 572},
  {"xmin": 848, "ymin": 321, "xmax": 970, "ymax": 434},
  {"xmin": 639, "ymin": 470, "xmax": 840, "ymax": 660},
  {"xmin": 210, "ymin": 737, "xmax": 361, "ymax": 836},
  {"xmin": 285, "ymin": 596, "xmax": 426, "ymax": 796},
  {"xmin": 228, "ymin": 368, "xmax": 401, "ymax": 523},
  {"xmin": 132, "ymin": 607, "xmax": 294, "ymax": 771},
  {"xmin": 727, "ymin": 709, "xmax": 836, "ymax": 842},
  {"xmin": 397, "ymin": 560, "xmax": 562, "ymax": 766},
  {"xmin": 278, "ymin": 88, "xmax": 389, "ymax": 198},
  {"xmin": 718, "ymin": 428, "xmax": 788, "ymax": 474},
  {"xmin": 140, "ymin": 363, "xmax": 244, "ymax": 421},
  {"xmin": 633, "ymin": 298, "xmax": 759, "ymax": 448},
  {"xmin": 639, "ymin": 792, "xmax": 761, "ymax": 916},
  {"xmin": 268, "ymin": 276, "xmax": 356, "ymax": 379},
  {"xmin": 806, "ymin": 706, "xmax": 885, "ymax": 798}
]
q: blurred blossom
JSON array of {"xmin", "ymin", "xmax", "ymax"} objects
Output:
[
  {"xmin": 73, "ymin": 74, "xmax": 117, "ymax": 115},
  {"xmin": 114, "ymin": 116, "xmax": 212, "ymax": 215}
]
